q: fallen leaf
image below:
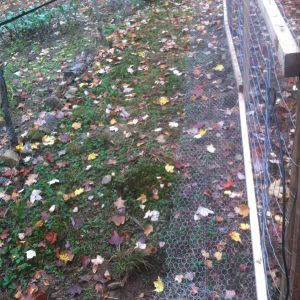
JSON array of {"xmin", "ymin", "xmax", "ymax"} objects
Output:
[
  {"xmin": 110, "ymin": 215, "xmax": 126, "ymax": 226},
  {"xmin": 58, "ymin": 250, "xmax": 74, "ymax": 263},
  {"xmin": 48, "ymin": 179, "xmax": 59, "ymax": 185},
  {"xmin": 114, "ymin": 197, "xmax": 126, "ymax": 210},
  {"xmin": 225, "ymin": 290, "xmax": 236, "ymax": 299},
  {"xmin": 144, "ymin": 224, "xmax": 154, "ymax": 236},
  {"xmin": 74, "ymin": 188, "xmax": 84, "ymax": 196},
  {"xmin": 66, "ymin": 285, "xmax": 82, "ymax": 297},
  {"xmin": 45, "ymin": 232, "xmax": 57, "ymax": 244},
  {"xmin": 229, "ymin": 231, "xmax": 242, "ymax": 243},
  {"xmin": 26, "ymin": 249, "xmax": 36, "ymax": 260},
  {"xmin": 91, "ymin": 255, "xmax": 104, "ymax": 265},
  {"xmin": 80, "ymin": 255, "xmax": 91, "ymax": 267},
  {"xmin": 153, "ymin": 277, "xmax": 164, "ymax": 293},
  {"xmin": 175, "ymin": 274, "xmax": 184, "ymax": 283},
  {"xmin": 137, "ymin": 194, "xmax": 147, "ymax": 204},
  {"xmin": 169, "ymin": 121, "xmax": 179, "ymax": 128},
  {"xmin": 238, "ymin": 204, "xmax": 250, "ymax": 218},
  {"xmin": 214, "ymin": 64, "xmax": 224, "ymax": 71},
  {"xmin": 214, "ymin": 251, "xmax": 222, "ymax": 261},
  {"xmin": 30, "ymin": 190, "xmax": 42, "ymax": 204},
  {"xmin": 144, "ymin": 210, "xmax": 160, "ymax": 221},
  {"xmin": 42, "ymin": 135, "xmax": 56, "ymax": 145},
  {"xmin": 87, "ymin": 152, "xmax": 98, "ymax": 161},
  {"xmin": 109, "ymin": 231, "xmax": 124, "ymax": 246},
  {"xmin": 194, "ymin": 128, "xmax": 207, "ymax": 139},
  {"xmin": 194, "ymin": 206, "xmax": 214, "ymax": 220},
  {"xmin": 72, "ymin": 122, "xmax": 82, "ymax": 130},
  {"xmin": 25, "ymin": 174, "xmax": 39, "ymax": 186},
  {"xmin": 215, "ymin": 216, "xmax": 224, "ymax": 222},
  {"xmin": 223, "ymin": 179, "xmax": 234, "ymax": 189},
  {"xmin": 206, "ymin": 144, "xmax": 216, "ymax": 153},
  {"xmin": 158, "ymin": 96, "xmax": 169, "ymax": 106},
  {"xmin": 201, "ymin": 250, "xmax": 210, "ymax": 258},
  {"xmin": 275, "ymin": 215, "xmax": 283, "ymax": 224},
  {"xmin": 165, "ymin": 164, "xmax": 175, "ymax": 173},
  {"xmin": 204, "ymin": 259, "xmax": 213, "ymax": 269},
  {"xmin": 240, "ymin": 223, "xmax": 250, "ymax": 230}
]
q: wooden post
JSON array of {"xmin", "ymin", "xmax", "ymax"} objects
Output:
[
  {"xmin": 0, "ymin": 63, "xmax": 18, "ymax": 147},
  {"xmin": 281, "ymin": 80, "xmax": 300, "ymax": 299}
]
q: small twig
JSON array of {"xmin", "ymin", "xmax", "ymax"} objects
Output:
[{"xmin": 128, "ymin": 215, "xmax": 144, "ymax": 230}]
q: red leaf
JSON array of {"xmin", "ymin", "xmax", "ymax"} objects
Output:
[
  {"xmin": 45, "ymin": 232, "xmax": 57, "ymax": 244},
  {"xmin": 223, "ymin": 179, "xmax": 234, "ymax": 189}
]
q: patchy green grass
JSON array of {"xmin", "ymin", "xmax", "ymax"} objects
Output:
[{"xmin": 0, "ymin": 0, "xmax": 192, "ymax": 297}]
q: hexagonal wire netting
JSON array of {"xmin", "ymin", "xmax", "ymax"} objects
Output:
[
  {"xmin": 226, "ymin": 0, "xmax": 298, "ymax": 299},
  {"xmin": 155, "ymin": 0, "xmax": 256, "ymax": 299}
]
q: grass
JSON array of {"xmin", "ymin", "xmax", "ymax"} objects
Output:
[{"xmin": 0, "ymin": 0, "xmax": 191, "ymax": 297}]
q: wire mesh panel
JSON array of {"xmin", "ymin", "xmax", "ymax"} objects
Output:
[
  {"xmin": 155, "ymin": 0, "xmax": 256, "ymax": 299},
  {"xmin": 227, "ymin": 0, "xmax": 299, "ymax": 298}
]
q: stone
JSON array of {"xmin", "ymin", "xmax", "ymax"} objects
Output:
[
  {"xmin": 41, "ymin": 113, "xmax": 58, "ymax": 134},
  {"xmin": 0, "ymin": 149, "xmax": 19, "ymax": 167},
  {"xmin": 44, "ymin": 96, "xmax": 61, "ymax": 110},
  {"xmin": 102, "ymin": 175, "xmax": 112, "ymax": 185},
  {"xmin": 64, "ymin": 86, "xmax": 78, "ymax": 99}
]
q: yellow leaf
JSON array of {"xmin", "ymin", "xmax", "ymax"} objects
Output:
[
  {"xmin": 158, "ymin": 96, "xmax": 169, "ymax": 106},
  {"xmin": 72, "ymin": 122, "xmax": 82, "ymax": 130},
  {"xmin": 153, "ymin": 277, "xmax": 164, "ymax": 293},
  {"xmin": 214, "ymin": 251, "xmax": 222, "ymax": 261},
  {"xmin": 34, "ymin": 220, "xmax": 44, "ymax": 228},
  {"xmin": 74, "ymin": 188, "xmax": 84, "ymax": 196},
  {"xmin": 15, "ymin": 143, "xmax": 24, "ymax": 152},
  {"xmin": 194, "ymin": 128, "xmax": 207, "ymax": 139},
  {"xmin": 42, "ymin": 135, "xmax": 56, "ymax": 145},
  {"xmin": 88, "ymin": 152, "xmax": 98, "ymax": 161},
  {"xmin": 138, "ymin": 51, "xmax": 145, "ymax": 58},
  {"xmin": 58, "ymin": 251, "xmax": 74, "ymax": 264},
  {"xmin": 137, "ymin": 194, "xmax": 147, "ymax": 204},
  {"xmin": 110, "ymin": 118, "xmax": 117, "ymax": 125},
  {"xmin": 275, "ymin": 215, "xmax": 283, "ymax": 224},
  {"xmin": 31, "ymin": 143, "xmax": 39, "ymax": 150},
  {"xmin": 214, "ymin": 64, "xmax": 224, "ymax": 71},
  {"xmin": 229, "ymin": 231, "xmax": 242, "ymax": 243},
  {"xmin": 240, "ymin": 223, "xmax": 250, "ymax": 230},
  {"xmin": 238, "ymin": 204, "xmax": 250, "ymax": 218},
  {"xmin": 165, "ymin": 164, "xmax": 175, "ymax": 173}
]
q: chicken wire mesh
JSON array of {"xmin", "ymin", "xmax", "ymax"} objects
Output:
[
  {"xmin": 227, "ymin": 0, "xmax": 299, "ymax": 298},
  {"xmin": 155, "ymin": 0, "xmax": 256, "ymax": 299}
]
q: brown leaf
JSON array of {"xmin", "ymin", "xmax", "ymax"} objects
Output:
[
  {"xmin": 80, "ymin": 255, "xmax": 91, "ymax": 267},
  {"xmin": 110, "ymin": 215, "xmax": 126, "ymax": 226},
  {"xmin": 143, "ymin": 224, "xmax": 154, "ymax": 236},
  {"xmin": 238, "ymin": 204, "xmax": 250, "ymax": 218}
]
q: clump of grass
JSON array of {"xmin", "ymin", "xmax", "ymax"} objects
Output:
[
  {"xmin": 111, "ymin": 250, "xmax": 152, "ymax": 278},
  {"xmin": 114, "ymin": 158, "xmax": 174, "ymax": 198}
]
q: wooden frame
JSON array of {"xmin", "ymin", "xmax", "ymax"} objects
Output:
[
  {"xmin": 223, "ymin": 1, "xmax": 268, "ymax": 299},
  {"xmin": 257, "ymin": 0, "xmax": 300, "ymax": 77}
]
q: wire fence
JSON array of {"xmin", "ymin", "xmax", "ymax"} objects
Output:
[{"xmin": 227, "ymin": 0, "xmax": 299, "ymax": 298}]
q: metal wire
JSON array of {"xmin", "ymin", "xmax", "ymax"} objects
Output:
[{"xmin": 227, "ymin": 0, "xmax": 298, "ymax": 298}]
